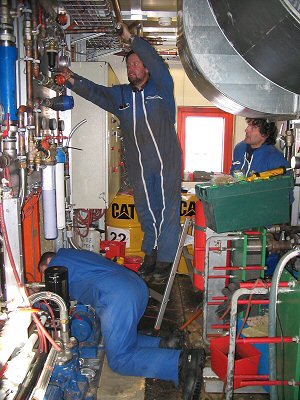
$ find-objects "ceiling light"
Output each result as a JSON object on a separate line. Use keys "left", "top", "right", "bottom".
{"left": 158, "top": 17, "right": 172, "bottom": 27}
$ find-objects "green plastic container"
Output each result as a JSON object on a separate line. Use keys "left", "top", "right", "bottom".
{"left": 195, "top": 175, "right": 293, "bottom": 233}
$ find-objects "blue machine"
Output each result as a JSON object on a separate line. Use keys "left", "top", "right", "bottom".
{"left": 45, "top": 304, "right": 104, "bottom": 400}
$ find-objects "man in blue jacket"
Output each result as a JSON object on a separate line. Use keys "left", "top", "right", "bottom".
{"left": 61, "top": 23, "right": 182, "bottom": 280}
{"left": 230, "top": 118, "right": 290, "bottom": 177}
{"left": 38, "top": 249, "right": 206, "bottom": 400}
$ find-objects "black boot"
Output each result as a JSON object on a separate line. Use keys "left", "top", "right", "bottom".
{"left": 152, "top": 261, "right": 172, "bottom": 280}
{"left": 138, "top": 249, "right": 157, "bottom": 277}
{"left": 179, "top": 348, "right": 206, "bottom": 400}
{"left": 159, "top": 329, "right": 187, "bottom": 349}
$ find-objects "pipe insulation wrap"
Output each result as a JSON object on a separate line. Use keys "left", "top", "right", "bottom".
{"left": 0, "top": 46, "right": 18, "bottom": 121}
{"left": 42, "top": 166, "right": 57, "bottom": 239}
{"left": 55, "top": 163, "right": 66, "bottom": 229}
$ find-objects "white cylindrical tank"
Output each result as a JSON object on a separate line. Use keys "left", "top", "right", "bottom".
{"left": 42, "top": 165, "right": 57, "bottom": 240}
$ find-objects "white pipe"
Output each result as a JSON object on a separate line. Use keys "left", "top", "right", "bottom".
{"left": 55, "top": 162, "right": 66, "bottom": 229}
{"left": 42, "top": 165, "right": 57, "bottom": 239}
{"left": 31, "top": 347, "right": 58, "bottom": 400}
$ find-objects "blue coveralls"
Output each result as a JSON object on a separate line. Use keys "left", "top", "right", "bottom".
{"left": 49, "top": 248, "right": 181, "bottom": 383}
{"left": 230, "top": 141, "right": 290, "bottom": 177}
{"left": 68, "top": 37, "right": 182, "bottom": 263}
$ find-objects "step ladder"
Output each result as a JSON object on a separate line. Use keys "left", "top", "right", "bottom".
{"left": 153, "top": 217, "right": 194, "bottom": 330}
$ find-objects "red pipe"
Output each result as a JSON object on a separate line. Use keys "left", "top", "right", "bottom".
{"left": 213, "top": 266, "right": 265, "bottom": 271}
{"left": 236, "top": 375, "right": 269, "bottom": 380}
{"left": 236, "top": 337, "right": 294, "bottom": 344}
{"left": 211, "top": 324, "right": 230, "bottom": 329}
{"left": 240, "top": 281, "right": 290, "bottom": 288}
{"left": 239, "top": 380, "right": 300, "bottom": 387}
{"left": 208, "top": 300, "right": 270, "bottom": 306}
{"left": 208, "top": 275, "right": 233, "bottom": 279}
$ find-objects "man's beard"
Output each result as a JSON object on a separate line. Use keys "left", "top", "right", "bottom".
{"left": 128, "top": 76, "right": 142, "bottom": 87}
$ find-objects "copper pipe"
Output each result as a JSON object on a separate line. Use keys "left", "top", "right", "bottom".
{"left": 23, "top": 5, "right": 34, "bottom": 109}
{"left": 17, "top": 105, "right": 27, "bottom": 157}
{"left": 111, "top": 0, "right": 123, "bottom": 23}
{"left": 31, "top": 0, "right": 40, "bottom": 79}
{"left": 17, "top": 105, "right": 28, "bottom": 207}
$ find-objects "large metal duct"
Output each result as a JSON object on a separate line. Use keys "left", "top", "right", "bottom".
{"left": 177, "top": 0, "right": 300, "bottom": 119}
{"left": 208, "top": 0, "right": 300, "bottom": 95}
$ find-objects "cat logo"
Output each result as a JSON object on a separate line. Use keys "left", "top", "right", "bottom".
{"left": 111, "top": 203, "right": 135, "bottom": 219}
{"left": 180, "top": 200, "right": 196, "bottom": 217}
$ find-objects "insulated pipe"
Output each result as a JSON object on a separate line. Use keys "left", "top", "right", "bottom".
{"left": 14, "top": 353, "right": 48, "bottom": 400}
{"left": 29, "top": 291, "right": 69, "bottom": 348}
{"left": 268, "top": 248, "right": 300, "bottom": 400}
{"left": 0, "top": 0, "right": 18, "bottom": 122}
{"left": 31, "top": 346, "right": 58, "bottom": 400}
{"left": 55, "top": 148, "right": 66, "bottom": 229}
{"left": 42, "top": 165, "right": 58, "bottom": 239}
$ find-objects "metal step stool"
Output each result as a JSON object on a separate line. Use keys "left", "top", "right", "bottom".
{"left": 152, "top": 217, "right": 194, "bottom": 330}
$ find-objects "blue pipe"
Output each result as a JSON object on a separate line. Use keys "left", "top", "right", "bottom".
{"left": 0, "top": 45, "right": 18, "bottom": 122}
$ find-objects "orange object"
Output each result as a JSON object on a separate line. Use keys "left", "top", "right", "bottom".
{"left": 55, "top": 74, "right": 67, "bottom": 86}
{"left": 22, "top": 194, "right": 42, "bottom": 282}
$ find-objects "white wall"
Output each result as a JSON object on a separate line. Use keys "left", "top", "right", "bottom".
{"left": 97, "top": 54, "right": 247, "bottom": 146}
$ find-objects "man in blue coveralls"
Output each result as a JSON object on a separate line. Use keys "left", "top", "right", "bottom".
{"left": 230, "top": 118, "right": 290, "bottom": 177}
{"left": 39, "top": 248, "right": 206, "bottom": 400}
{"left": 60, "top": 22, "right": 182, "bottom": 281}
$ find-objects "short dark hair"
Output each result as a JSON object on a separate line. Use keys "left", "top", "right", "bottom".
{"left": 246, "top": 118, "right": 278, "bottom": 145}
{"left": 125, "top": 50, "right": 135, "bottom": 62}
{"left": 38, "top": 251, "right": 56, "bottom": 272}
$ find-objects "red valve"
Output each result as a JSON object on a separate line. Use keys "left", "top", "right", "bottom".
{"left": 58, "top": 13, "right": 68, "bottom": 26}
{"left": 55, "top": 74, "right": 67, "bottom": 86}
{"left": 41, "top": 140, "right": 51, "bottom": 150}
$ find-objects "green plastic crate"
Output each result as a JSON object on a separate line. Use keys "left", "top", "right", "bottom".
{"left": 195, "top": 175, "right": 293, "bottom": 233}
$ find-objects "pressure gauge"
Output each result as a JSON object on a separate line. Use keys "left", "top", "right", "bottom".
{"left": 58, "top": 119, "right": 65, "bottom": 132}
{"left": 41, "top": 116, "right": 47, "bottom": 130}
{"left": 49, "top": 118, "right": 57, "bottom": 131}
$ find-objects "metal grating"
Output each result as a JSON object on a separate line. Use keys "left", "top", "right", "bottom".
{"left": 60, "top": 0, "right": 115, "bottom": 27}
{"left": 60, "top": 0, "right": 121, "bottom": 52}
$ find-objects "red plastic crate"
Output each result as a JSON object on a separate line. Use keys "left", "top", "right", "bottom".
{"left": 210, "top": 336, "right": 261, "bottom": 389}
{"left": 100, "top": 240, "right": 126, "bottom": 259}
{"left": 124, "top": 255, "right": 143, "bottom": 272}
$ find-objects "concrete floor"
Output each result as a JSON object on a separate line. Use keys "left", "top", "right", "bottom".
{"left": 96, "top": 274, "right": 270, "bottom": 400}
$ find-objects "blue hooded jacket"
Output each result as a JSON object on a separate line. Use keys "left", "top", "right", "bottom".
{"left": 230, "top": 141, "right": 290, "bottom": 177}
